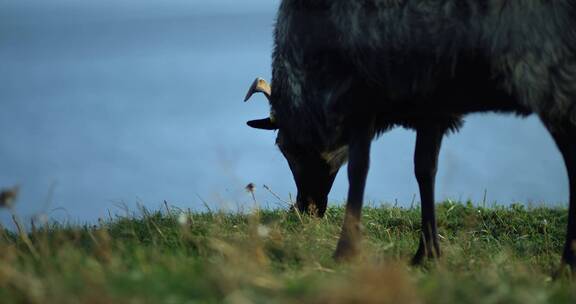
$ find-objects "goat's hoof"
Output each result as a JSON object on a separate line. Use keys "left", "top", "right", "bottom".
{"left": 411, "top": 252, "right": 425, "bottom": 266}
{"left": 552, "top": 265, "right": 574, "bottom": 280}
{"left": 411, "top": 244, "right": 441, "bottom": 266}
{"left": 552, "top": 258, "right": 576, "bottom": 279}
{"left": 334, "top": 239, "right": 359, "bottom": 262}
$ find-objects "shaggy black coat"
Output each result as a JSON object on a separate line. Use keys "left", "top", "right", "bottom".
{"left": 251, "top": 0, "right": 576, "bottom": 269}
{"left": 272, "top": 0, "right": 576, "bottom": 147}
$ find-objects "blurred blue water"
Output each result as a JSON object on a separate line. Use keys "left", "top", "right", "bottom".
{"left": 0, "top": 1, "right": 568, "bottom": 226}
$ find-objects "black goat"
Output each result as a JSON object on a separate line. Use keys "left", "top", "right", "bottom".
{"left": 244, "top": 0, "right": 576, "bottom": 269}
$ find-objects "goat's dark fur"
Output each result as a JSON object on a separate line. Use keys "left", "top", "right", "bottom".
{"left": 248, "top": 0, "right": 576, "bottom": 269}
{"left": 273, "top": 0, "right": 576, "bottom": 143}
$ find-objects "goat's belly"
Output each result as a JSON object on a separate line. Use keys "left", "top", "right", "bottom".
{"left": 365, "top": 67, "right": 530, "bottom": 118}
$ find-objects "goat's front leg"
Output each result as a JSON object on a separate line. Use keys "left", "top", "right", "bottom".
{"left": 412, "top": 126, "right": 445, "bottom": 265}
{"left": 334, "top": 120, "right": 374, "bottom": 261}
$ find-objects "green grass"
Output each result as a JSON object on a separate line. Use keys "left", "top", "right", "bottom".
{"left": 1, "top": 201, "right": 575, "bottom": 303}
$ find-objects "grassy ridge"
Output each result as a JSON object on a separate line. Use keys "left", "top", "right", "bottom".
{"left": 1, "top": 201, "right": 575, "bottom": 303}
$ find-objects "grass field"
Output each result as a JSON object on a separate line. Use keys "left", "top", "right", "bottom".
{"left": 1, "top": 201, "right": 575, "bottom": 303}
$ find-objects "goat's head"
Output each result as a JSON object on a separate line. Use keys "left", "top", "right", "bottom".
{"left": 244, "top": 77, "right": 342, "bottom": 216}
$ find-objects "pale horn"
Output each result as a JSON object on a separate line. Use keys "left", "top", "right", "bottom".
{"left": 244, "top": 77, "right": 278, "bottom": 130}
{"left": 244, "top": 77, "right": 272, "bottom": 102}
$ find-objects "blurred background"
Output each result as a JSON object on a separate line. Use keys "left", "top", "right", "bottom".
{"left": 0, "top": 0, "right": 568, "bottom": 226}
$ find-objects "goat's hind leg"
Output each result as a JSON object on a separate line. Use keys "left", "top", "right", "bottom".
{"left": 412, "top": 125, "right": 447, "bottom": 265}
{"left": 542, "top": 118, "right": 576, "bottom": 270}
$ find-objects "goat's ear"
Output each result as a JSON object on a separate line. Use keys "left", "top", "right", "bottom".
{"left": 247, "top": 118, "right": 278, "bottom": 130}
